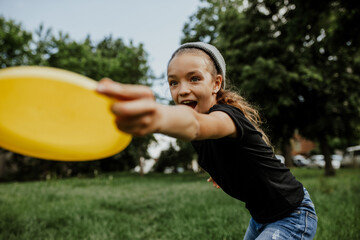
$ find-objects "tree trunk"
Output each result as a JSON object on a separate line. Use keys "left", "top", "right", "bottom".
{"left": 319, "top": 136, "right": 335, "bottom": 176}
{"left": 281, "top": 139, "right": 294, "bottom": 168}
{"left": 0, "top": 149, "right": 6, "bottom": 179}
{"left": 139, "top": 157, "right": 144, "bottom": 176}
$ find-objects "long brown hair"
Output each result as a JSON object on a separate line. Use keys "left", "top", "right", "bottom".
{"left": 169, "top": 48, "right": 271, "bottom": 146}
{"left": 216, "top": 88, "right": 271, "bottom": 146}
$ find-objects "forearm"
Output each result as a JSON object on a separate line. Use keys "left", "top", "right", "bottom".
{"left": 96, "top": 79, "right": 234, "bottom": 141}
{"left": 156, "top": 104, "right": 200, "bottom": 141}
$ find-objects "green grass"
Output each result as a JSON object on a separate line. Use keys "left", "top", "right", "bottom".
{"left": 0, "top": 169, "right": 359, "bottom": 240}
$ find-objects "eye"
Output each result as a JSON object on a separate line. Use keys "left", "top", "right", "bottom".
{"left": 169, "top": 80, "right": 178, "bottom": 87}
{"left": 190, "top": 76, "right": 201, "bottom": 82}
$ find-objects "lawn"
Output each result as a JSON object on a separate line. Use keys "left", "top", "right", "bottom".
{"left": 0, "top": 168, "right": 359, "bottom": 240}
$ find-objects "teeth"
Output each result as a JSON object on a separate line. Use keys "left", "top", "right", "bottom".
{"left": 181, "top": 100, "right": 197, "bottom": 109}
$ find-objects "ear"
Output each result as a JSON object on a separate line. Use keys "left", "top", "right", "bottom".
{"left": 213, "top": 75, "right": 222, "bottom": 94}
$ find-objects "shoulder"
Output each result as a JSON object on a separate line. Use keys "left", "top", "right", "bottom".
{"left": 193, "top": 104, "right": 238, "bottom": 140}
{"left": 209, "top": 104, "right": 244, "bottom": 116}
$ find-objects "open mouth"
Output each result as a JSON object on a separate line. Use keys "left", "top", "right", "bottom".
{"left": 181, "top": 100, "right": 197, "bottom": 109}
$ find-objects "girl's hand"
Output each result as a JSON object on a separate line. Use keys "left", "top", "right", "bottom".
{"left": 96, "top": 78, "right": 161, "bottom": 136}
{"left": 207, "top": 177, "right": 221, "bottom": 189}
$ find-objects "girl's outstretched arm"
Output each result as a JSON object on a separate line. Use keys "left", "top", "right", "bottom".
{"left": 96, "top": 79, "right": 236, "bottom": 141}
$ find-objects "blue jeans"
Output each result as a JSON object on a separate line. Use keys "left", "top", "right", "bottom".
{"left": 243, "top": 188, "right": 317, "bottom": 240}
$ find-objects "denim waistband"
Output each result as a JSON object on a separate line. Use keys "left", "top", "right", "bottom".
{"left": 299, "top": 187, "right": 317, "bottom": 216}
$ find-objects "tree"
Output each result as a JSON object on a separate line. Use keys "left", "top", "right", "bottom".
{"left": 287, "top": 0, "right": 360, "bottom": 175}
{"left": 263, "top": 0, "right": 360, "bottom": 175}
{"left": 0, "top": 17, "right": 156, "bottom": 180}
{"left": 153, "top": 143, "right": 179, "bottom": 173}
{"left": 154, "top": 139, "right": 196, "bottom": 173}
{"left": 181, "top": 0, "right": 360, "bottom": 175}
{"left": 0, "top": 17, "right": 32, "bottom": 67}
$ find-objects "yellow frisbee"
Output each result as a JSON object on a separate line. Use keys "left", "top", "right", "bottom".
{"left": 0, "top": 66, "right": 132, "bottom": 161}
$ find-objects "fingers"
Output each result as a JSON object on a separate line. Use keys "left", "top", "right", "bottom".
{"left": 96, "top": 78, "right": 159, "bottom": 136}
{"left": 207, "top": 177, "right": 220, "bottom": 189}
{"left": 110, "top": 98, "right": 159, "bottom": 136}
{"left": 114, "top": 114, "right": 155, "bottom": 137}
{"left": 111, "top": 98, "right": 156, "bottom": 116}
{"left": 96, "top": 78, "right": 154, "bottom": 100}
{"left": 213, "top": 182, "right": 220, "bottom": 189}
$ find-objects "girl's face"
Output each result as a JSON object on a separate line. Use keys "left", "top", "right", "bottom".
{"left": 167, "top": 52, "right": 222, "bottom": 114}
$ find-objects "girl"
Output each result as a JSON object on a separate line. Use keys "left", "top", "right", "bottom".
{"left": 96, "top": 42, "right": 317, "bottom": 239}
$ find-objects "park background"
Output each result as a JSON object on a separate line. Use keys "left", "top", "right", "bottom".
{"left": 0, "top": 0, "right": 359, "bottom": 239}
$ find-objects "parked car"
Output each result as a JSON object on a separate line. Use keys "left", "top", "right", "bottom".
{"left": 341, "top": 145, "right": 360, "bottom": 167}
{"left": 307, "top": 155, "right": 325, "bottom": 168}
{"left": 293, "top": 155, "right": 310, "bottom": 167}
{"left": 308, "top": 154, "right": 342, "bottom": 169}
{"left": 331, "top": 154, "right": 343, "bottom": 169}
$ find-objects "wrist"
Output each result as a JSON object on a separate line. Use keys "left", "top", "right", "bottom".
{"left": 155, "top": 104, "right": 199, "bottom": 141}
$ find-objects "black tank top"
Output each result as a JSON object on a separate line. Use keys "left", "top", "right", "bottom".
{"left": 191, "top": 104, "right": 304, "bottom": 223}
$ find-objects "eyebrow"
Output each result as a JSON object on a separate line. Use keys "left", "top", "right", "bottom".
{"left": 168, "top": 71, "right": 202, "bottom": 80}
{"left": 167, "top": 74, "right": 177, "bottom": 80}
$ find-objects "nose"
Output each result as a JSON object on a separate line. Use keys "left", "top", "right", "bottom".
{"left": 178, "top": 82, "right": 191, "bottom": 96}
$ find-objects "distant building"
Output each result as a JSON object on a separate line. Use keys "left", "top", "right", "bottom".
{"left": 290, "top": 131, "right": 316, "bottom": 157}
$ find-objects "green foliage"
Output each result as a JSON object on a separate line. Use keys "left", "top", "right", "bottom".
{"left": 286, "top": 0, "right": 360, "bottom": 143}
{"left": 0, "top": 169, "right": 359, "bottom": 239}
{"left": 181, "top": 0, "right": 360, "bottom": 173}
{"left": 0, "top": 16, "right": 155, "bottom": 180}
{"left": 154, "top": 140, "right": 196, "bottom": 173}
{"left": 0, "top": 17, "right": 32, "bottom": 67}
{"left": 153, "top": 144, "right": 179, "bottom": 172}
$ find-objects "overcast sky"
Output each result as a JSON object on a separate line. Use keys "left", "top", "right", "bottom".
{"left": 0, "top": 0, "right": 202, "bottom": 157}
{"left": 0, "top": 0, "right": 200, "bottom": 76}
